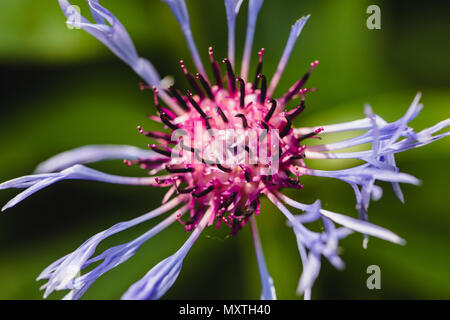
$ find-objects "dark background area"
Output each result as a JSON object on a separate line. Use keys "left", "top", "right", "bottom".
{"left": 0, "top": 0, "right": 449, "bottom": 299}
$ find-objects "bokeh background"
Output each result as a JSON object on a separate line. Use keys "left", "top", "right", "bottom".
{"left": 0, "top": 0, "right": 449, "bottom": 300}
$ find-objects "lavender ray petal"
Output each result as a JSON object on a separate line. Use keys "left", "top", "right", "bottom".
{"left": 297, "top": 252, "right": 321, "bottom": 296}
{"left": 161, "top": 0, "right": 207, "bottom": 78}
{"left": 277, "top": 192, "right": 405, "bottom": 245}
{"left": 37, "top": 197, "right": 186, "bottom": 298}
{"left": 301, "top": 165, "right": 421, "bottom": 186}
{"left": 240, "top": 0, "right": 264, "bottom": 81}
{"left": 268, "top": 15, "right": 310, "bottom": 97}
{"left": 224, "top": 0, "right": 244, "bottom": 68}
{"left": 1, "top": 164, "right": 160, "bottom": 211}
{"left": 35, "top": 145, "right": 156, "bottom": 173}
{"left": 121, "top": 208, "right": 212, "bottom": 300}
{"left": 62, "top": 204, "right": 189, "bottom": 300}
{"left": 58, "top": 0, "right": 183, "bottom": 113}
{"left": 250, "top": 216, "right": 276, "bottom": 300}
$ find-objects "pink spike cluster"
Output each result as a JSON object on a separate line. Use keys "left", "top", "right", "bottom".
{"left": 133, "top": 47, "right": 321, "bottom": 235}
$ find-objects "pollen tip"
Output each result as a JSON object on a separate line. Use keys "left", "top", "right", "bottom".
{"left": 310, "top": 60, "right": 320, "bottom": 68}
{"left": 180, "top": 60, "right": 188, "bottom": 73}
{"left": 208, "top": 47, "right": 215, "bottom": 61}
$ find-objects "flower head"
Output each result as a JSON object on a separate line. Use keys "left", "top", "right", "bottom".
{"left": 1, "top": 0, "right": 448, "bottom": 300}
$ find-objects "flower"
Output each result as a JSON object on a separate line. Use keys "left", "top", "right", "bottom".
{"left": 1, "top": 0, "right": 449, "bottom": 300}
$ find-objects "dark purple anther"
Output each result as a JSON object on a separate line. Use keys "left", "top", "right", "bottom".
{"left": 193, "top": 185, "right": 214, "bottom": 198}
{"left": 280, "top": 114, "right": 292, "bottom": 138}
{"left": 149, "top": 144, "right": 174, "bottom": 158}
{"left": 222, "top": 58, "right": 236, "bottom": 95}
{"left": 237, "top": 77, "right": 246, "bottom": 108}
{"left": 258, "top": 74, "right": 267, "bottom": 104}
{"left": 252, "top": 48, "right": 264, "bottom": 90}
{"left": 235, "top": 113, "right": 248, "bottom": 128}
{"left": 168, "top": 86, "right": 190, "bottom": 111}
{"left": 160, "top": 112, "right": 180, "bottom": 130}
{"left": 264, "top": 99, "right": 277, "bottom": 122}
{"left": 180, "top": 60, "right": 205, "bottom": 99}
{"left": 187, "top": 90, "right": 208, "bottom": 118}
{"left": 137, "top": 126, "right": 172, "bottom": 142}
{"left": 209, "top": 47, "right": 223, "bottom": 88}
{"left": 216, "top": 106, "right": 229, "bottom": 123}
{"left": 217, "top": 163, "right": 232, "bottom": 173}
{"left": 289, "top": 100, "right": 306, "bottom": 119}
{"left": 297, "top": 128, "right": 324, "bottom": 141}
{"left": 282, "top": 60, "right": 319, "bottom": 104}
{"left": 196, "top": 73, "right": 214, "bottom": 100}
{"left": 176, "top": 184, "right": 197, "bottom": 194}
{"left": 165, "top": 166, "right": 194, "bottom": 173}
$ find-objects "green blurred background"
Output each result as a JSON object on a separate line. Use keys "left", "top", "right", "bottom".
{"left": 0, "top": 0, "right": 449, "bottom": 300}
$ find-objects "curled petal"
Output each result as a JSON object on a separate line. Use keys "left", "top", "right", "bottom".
{"left": 302, "top": 94, "right": 449, "bottom": 213}
{"left": 121, "top": 208, "right": 213, "bottom": 300}
{"left": 276, "top": 192, "right": 405, "bottom": 245}
{"left": 61, "top": 203, "right": 189, "bottom": 300}
{"left": 58, "top": 0, "right": 183, "bottom": 113}
{"left": 0, "top": 164, "right": 161, "bottom": 211}
{"left": 59, "top": 0, "right": 157, "bottom": 84}
{"left": 37, "top": 197, "right": 186, "bottom": 298}
{"left": 266, "top": 191, "right": 347, "bottom": 298}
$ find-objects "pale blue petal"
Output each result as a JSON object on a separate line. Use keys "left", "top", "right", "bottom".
{"left": 302, "top": 165, "right": 421, "bottom": 186}
{"left": 37, "top": 197, "right": 186, "bottom": 299}
{"left": 241, "top": 0, "right": 264, "bottom": 81}
{"left": 61, "top": 204, "right": 189, "bottom": 300}
{"left": 224, "top": 0, "right": 243, "bottom": 68}
{"left": 267, "top": 15, "right": 310, "bottom": 97}
{"left": 297, "top": 252, "right": 321, "bottom": 296}
{"left": 161, "top": 0, "right": 207, "bottom": 77}
{"left": 121, "top": 208, "right": 212, "bottom": 300}
{"left": 277, "top": 192, "right": 405, "bottom": 245}
{"left": 58, "top": 1, "right": 183, "bottom": 113}
{"left": 35, "top": 145, "right": 156, "bottom": 173}
{"left": 1, "top": 164, "right": 159, "bottom": 211}
{"left": 249, "top": 216, "right": 276, "bottom": 300}
{"left": 59, "top": 0, "right": 158, "bottom": 84}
